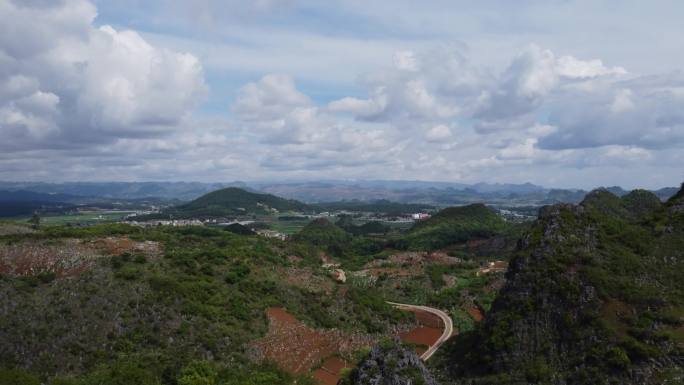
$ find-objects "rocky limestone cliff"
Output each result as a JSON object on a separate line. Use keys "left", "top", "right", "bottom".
{"left": 344, "top": 342, "right": 440, "bottom": 385}
{"left": 441, "top": 185, "right": 684, "bottom": 385}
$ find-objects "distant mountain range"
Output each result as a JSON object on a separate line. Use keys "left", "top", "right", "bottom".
{"left": 0, "top": 190, "right": 78, "bottom": 217}
{"left": 0, "top": 180, "right": 678, "bottom": 207}
{"left": 0, "top": 181, "right": 235, "bottom": 201}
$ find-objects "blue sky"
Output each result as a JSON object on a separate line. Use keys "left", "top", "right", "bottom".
{"left": 1, "top": 0, "right": 683, "bottom": 188}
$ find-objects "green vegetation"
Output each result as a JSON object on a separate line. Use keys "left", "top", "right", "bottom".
{"left": 336, "top": 215, "right": 390, "bottom": 235}
{"left": 440, "top": 186, "right": 684, "bottom": 385}
{"left": 0, "top": 222, "right": 405, "bottom": 384}
{"left": 267, "top": 220, "right": 311, "bottom": 235}
{"left": 292, "top": 218, "right": 352, "bottom": 256}
{"left": 399, "top": 204, "right": 516, "bottom": 250}
{"left": 9, "top": 182, "right": 679, "bottom": 385}
{"left": 222, "top": 223, "right": 255, "bottom": 235}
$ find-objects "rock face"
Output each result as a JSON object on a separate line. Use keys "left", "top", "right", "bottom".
{"left": 347, "top": 343, "right": 440, "bottom": 385}
{"left": 444, "top": 185, "right": 684, "bottom": 385}
{"left": 466, "top": 204, "right": 607, "bottom": 382}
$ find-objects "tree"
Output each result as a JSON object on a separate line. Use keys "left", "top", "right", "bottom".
{"left": 29, "top": 212, "right": 41, "bottom": 229}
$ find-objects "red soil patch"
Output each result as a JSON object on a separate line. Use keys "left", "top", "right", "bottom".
{"left": 253, "top": 308, "right": 375, "bottom": 376}
{"left": 364, "top": 252, "right": 425, "bottom": 268}
{"left": 312, "top": 368, "right": 340, "bottom": 385}
{"left": 255, "top": 308, "right": 445, "bottom": 383}
{"left": 321, "top": 356, "right": 350, "bottom": 373}
{"left": 313, "top": 357, "right": 352, "bottom": 385}
{"left": 89, "top": 237, "right": 161, "bottom": 258}
{"left": 0, "top": 239, "right": 101, "bottom": 278}
{"left": 0, "top": 237, "right": 161, "bottom": 279}
{"left": 424, "top": 251, "right": 461, "bottom": 265}
{"left": 399, "top": 326, "right": 442, "bottom": 351}
{"left": 467, "top": 307, "right": 484, "bottom": 322}
{"left": 399, "top": 310, "right": 444, "bottom": 355}
{"left": 365, "top": 251, "right": 460, "bottom": 269}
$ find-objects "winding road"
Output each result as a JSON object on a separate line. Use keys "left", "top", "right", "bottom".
{"left": 386, "top": 301, "right": 454, "bottom": 361}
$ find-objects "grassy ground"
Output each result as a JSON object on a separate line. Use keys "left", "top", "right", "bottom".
{"left": 269, "top": 220, "right": 313, "bottom": 234}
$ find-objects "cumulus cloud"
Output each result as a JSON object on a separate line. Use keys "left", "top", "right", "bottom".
{"left": 539, "top": 72, "right": 684, "bottom": 150}
{"left": 329, "top": 43, "right": 631, "bottom": 140}
{"left": 1, "top": 1, "right": 682, "bottom": 189}
{"left": 475, "top": 45, "right": 627, "bottom": 122}
{"left": 0, "top": 0, "right": 206, "bottom": 152}
{"left": 232, "top": 74, "right": 310, "bottom": 121}
{"left": 231, "top": 74, "right": 400, "bottom": 172}
{"left": 328, "top": 46, "right": 485, "bottom": 124}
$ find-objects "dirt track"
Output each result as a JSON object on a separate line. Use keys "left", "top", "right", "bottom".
{"left": 387, "top": 301, "right": 454, "bottom": 360}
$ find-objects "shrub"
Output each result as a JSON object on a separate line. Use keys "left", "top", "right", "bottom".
{"left": 177, "top": 361, "right": 217, "bottom": 385}
{"left": 0, "top": 368, "right": 40, "bottom": 385}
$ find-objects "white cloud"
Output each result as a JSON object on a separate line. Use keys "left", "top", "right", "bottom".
{"left": 425, "top": 124, "right": 452, "bottom": 142}
{"left": 328, "top": 46, "right": 482, "bottom": 125}
{"left": 393, "top": 50, "right": 419, "bottom": 71}
{"left": 232, "top": 74, "right": 310, "bottom": 121}
{"left": 1, "top": 1, "right": 683, "bottom": 189}
{"left": 327, "top": 94, "right": 386, "bottom": 118}
{"left": 475, "top": 45, "right": 628, "bottom": 122}
{"left": 0, "top": 0, "right": 206, "bottom": 152}
{"left": 539, "top": 72, "right": 684, "bottom": 150}
{"left": 556, "top": 56, "right": 627, "bottom": 79}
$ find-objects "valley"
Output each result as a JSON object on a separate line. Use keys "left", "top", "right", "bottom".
{"left": 3, "top": 2, "right": 683, "bottom": 384}
{"left": 0, "top": 184, "right": 682, "bottom": 385}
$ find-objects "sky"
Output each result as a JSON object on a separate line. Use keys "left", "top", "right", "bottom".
{"left": 1, "top": 0, "right": 683, "bottom": 189}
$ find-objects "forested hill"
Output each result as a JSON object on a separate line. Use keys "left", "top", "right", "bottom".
{"left": 159, "top": 187, "right": 311, "bottom": 218}
{"left": 441, "top": 184, "right": 684, "bottom": 385}
{"left": 399, "top": 204, "right": 515, "bottom": 251}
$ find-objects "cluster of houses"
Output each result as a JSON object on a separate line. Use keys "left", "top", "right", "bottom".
{"left": 127, "top": 219, "right": 204, "bottom": 227}
{"left": 411, "top": 213, "right": 431, "bottom": 220}
{"left": 255, "top": 229, "right": 287, "bottom": 240}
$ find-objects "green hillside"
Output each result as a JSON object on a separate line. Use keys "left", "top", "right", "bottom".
{"left": 0, "top": 224, "right": 404, "bottom": 385}
{"left": 164, "top": 187, "right": 311, "bottom": 218}
{"left": 293, "top": 218, "right": 350, "bottom": 246}
{"left": 441, "top": 185, "right": 684, "bottom": 385}
{"left": 399, "top": 204, "right": 514, "bottom": 250}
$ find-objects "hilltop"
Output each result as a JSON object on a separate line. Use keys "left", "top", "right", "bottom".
{"left": 440, "top": 185, "right": 684, "bottom": 384}
{"left": 157, "top": 187, "right": 311, "bottom": 218}
{"left": 293, "top": 218, "right": 350, "bottom": 246}
{"left": 399, "top": 204, "right": 515, "bottom": 251}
